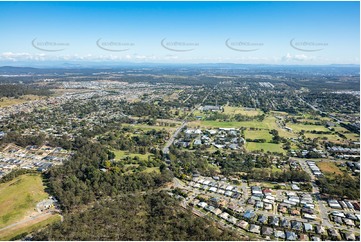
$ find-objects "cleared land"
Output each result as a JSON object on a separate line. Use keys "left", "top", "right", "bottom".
{"left": 113, "top": 150, "right": 153, "bottom": 161}
{"left": 223, "top": 106, "right": 263, "bottom": 116}
{"left": 244, "top": 129, "right": 272, "bottom": 142}
{"left": 0, "top": 95, "right": 41, "bottom": 108}
{"left": 245, "top": 142, "right": 285, "bottom": 154}
{"left": 287, "top": 123, "right": 328, "bottom": 132}
{"left": 0, "top": 174, "right": 48, "bottom": 228}
{"left": 317, "top": 162, "right": 343, "bottom": 175}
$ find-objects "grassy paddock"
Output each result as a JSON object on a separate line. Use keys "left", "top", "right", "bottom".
{"left": 317, "top": 162, "right": 343, "bottom": 175}
{"left": 245, "top": 142, "right": 285, "bottom": 154}
{"left": 0, "top": 174, "right": 48, "bottom": 228}
{"left": 245, "top": 129, "right": 273, "bottom": 142}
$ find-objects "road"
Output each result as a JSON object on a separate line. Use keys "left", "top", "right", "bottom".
{"left": 297, "top": 159, "right": 333, "bottom": 227}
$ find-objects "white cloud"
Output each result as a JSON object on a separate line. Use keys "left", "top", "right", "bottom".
{"left": 281, "top": 53, "right": 315, "bottom": 62}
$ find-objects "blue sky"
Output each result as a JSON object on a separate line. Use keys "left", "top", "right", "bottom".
{"left": 0, "top": 1, "right": 359, "bottom": 65}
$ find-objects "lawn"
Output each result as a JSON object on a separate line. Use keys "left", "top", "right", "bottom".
{"left": 0, "top": 174, "right": 48, "bottom": 228}
{"left": 317, "top": 162, "right": 343, "bottom": 175}
{"left": 113, "top": 150, "right": 153, "bottom": 161}
{"left": 245, "top": 142, "right": 285, "bottom": 154}
{"left": 245, "top": 129, "right": 272, "bottom": 142}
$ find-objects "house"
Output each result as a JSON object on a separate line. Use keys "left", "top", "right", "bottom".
{"left": 279, "top": 206, "right": 288, "bottom": 214}
{"left": 197, "top": 202, "right": 207, "bottom": 208}
{"left": 255, "top": 201, "right": 264, "bottom": 209}
{"left": 248, "top": 224, "right": 261, "bottom": 234}
{"left": 212, "top": 208, "right": 222, "bottom": 216}
{"left": 299, "top": 234, "right": 309, "bottom": 241}
{"left": 343, "top": 231, "right": 356, "bottom": 241}
{"left": 193, "top": 139, "right": 202, "bottom": 146}
{"left": 237, "top": 220, "right": 249, "bottom": 230}
{"left": 280, "top": 218, "right": 290, "bottom": 228}
{"left": 285, "top": 231, "right": 298, "bottom": 241}
{"left": 227, "top": 216, "right": 238, "bottom": 225}
{"left": 219, "top": 212, "right": 229, "bottom": 220}
{"left": 314, "top": 225, "right": 326, "bottom": 235}
{"left": 303, "top": 214, "right": 316, "bottom": 220}
{"left": 264, "top": 203, "right": 272, "bottom": 210}
{"left": 291, "top": 184, "right": 301, "bottom": 190}
{"left": 304, "top": 223, "right": 313, "bottom": 233}
{"left": 251, "top": 186, "right": 263, "bottom": 196}
{"left": 343, "top": 218, "right": 355, "bottom": 226}
{"left": 333, "top": 216, "right": 343, "bottom": 224}
{"left": 274, "top": 230, "right": 285, "bottom": 239}
{"left": 328, "top": 228, "right": 340, "bottom": 240}
{"left": 328, "top": 199, "right": 342, "bottom": 209}
{"left": 291, "top": 220, "right": 303, "bottom": 231}
{"left": 228, "top": 144, "right": 239, "bottom": 150}
{"left": 262, "top": 188, "right": 272, "bottom": 195}
{"left": 258, "top": 215, "right": 268, "bottom": 224}
{"left": 346, "top": 213, "right": 358, "bottom": 220}
{"left": 205, "top": 205, "right": 215, "bottom": 212}
{"left": 261, "top": 226, "right": 273, "bottom": 236}
{"left": 302, "top": 207, "right": 314, "bottom": 214}
{"left": 311, "top": 236, "right": 321, "bottom": 241}
{"left": 291, "top": 209, "right": 301, "bottom": 216}
{"left": 268, "top": 216, "right": 279, "bottom": 226}
{"left": 243, "top": 209, "right": 256, "bottom": 219}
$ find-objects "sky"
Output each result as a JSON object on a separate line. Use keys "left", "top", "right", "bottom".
{"left": 0, "top": 1, "right": 359, "bottom": 66}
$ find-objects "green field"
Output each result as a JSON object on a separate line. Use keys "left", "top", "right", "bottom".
{"left": 245, "top": 129, "right": 273, "bottom": 142}
{"left": 113, "top": 150, "right": 153, "bottom": 161}
{"left": 0, "top": 174, "right": 48, "bottom": 228}
{"left": 245, "top": 142, "right": 285, "bottom": 154}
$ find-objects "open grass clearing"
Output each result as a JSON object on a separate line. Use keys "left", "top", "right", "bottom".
{"left": 317, "top": 162, "right": 343, "bottom": 175}
{"left": 245, "top": 142, "right": 285, "bottom": 154}
{"left": 304, "top": 133, "right": 343, "bottom": 142}
{"left": 223, "top": 106, "right": 263, "bottom": 116}
{"left": 246, "top": 142, "right": 285, "bottom": 154}
{"left": 244, "top": 129, "right": 272, "bottom": 142}
{"left": 113, "top": 150, "right": 153, "bottom": 161}
{"left": 143, "top": 167, "right": 160, "bottom": 174}
{"left": 287, "top": 123, "right": 328, "bottom": 132}
{"left": 0, "top": 174, "right": 48, "bottom": 229}
{"left": 0, "top": 95, "right": 42, "bottom": 108}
